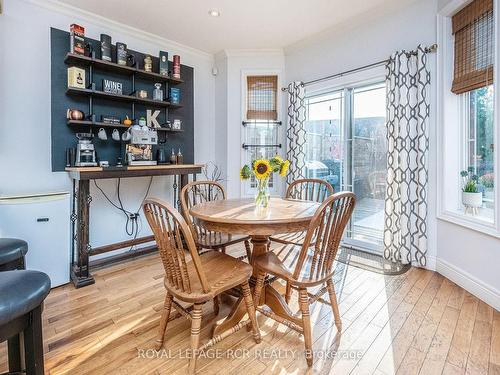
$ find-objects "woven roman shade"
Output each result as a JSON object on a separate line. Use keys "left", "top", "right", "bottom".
{"left": 246, "top": 75, "right": 278, "bottom": 120}
{"left": 451, "top": 0, "right": 494, "bottom": 94}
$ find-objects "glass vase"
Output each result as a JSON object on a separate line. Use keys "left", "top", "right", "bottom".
{"left": 255, "top": 177, "right": 270, "bottom": 209}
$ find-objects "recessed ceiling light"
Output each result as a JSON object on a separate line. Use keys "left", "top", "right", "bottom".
{"left": 208, "top": 9, "right": 220, "bottom": 17}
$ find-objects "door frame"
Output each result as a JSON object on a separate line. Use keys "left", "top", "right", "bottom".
{"left": 304, "top": 67, "right": 386, "bottom": 254}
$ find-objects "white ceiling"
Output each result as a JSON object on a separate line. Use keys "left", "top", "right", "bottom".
{"left": 57, "top": 0, "right": 416, "bottom": 54}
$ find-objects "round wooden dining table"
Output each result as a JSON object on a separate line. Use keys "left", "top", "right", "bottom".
{"left": 190, "top": 197, "right": 319, "bottom": 337}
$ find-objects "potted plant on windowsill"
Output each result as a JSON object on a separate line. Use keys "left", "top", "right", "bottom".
{"left": 460, "top": 168, "right": 482, "bottom": 215}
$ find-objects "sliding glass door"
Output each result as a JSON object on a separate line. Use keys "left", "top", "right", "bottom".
{"left": 305, "top": 82, "right": 387, "bottom": 252}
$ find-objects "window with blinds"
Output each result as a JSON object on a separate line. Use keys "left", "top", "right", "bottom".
{"left": 246, "top": 75, "right": 278, "bottom": 120}
{"left": 451, "top": 0, "right": 494, "bottom": 94}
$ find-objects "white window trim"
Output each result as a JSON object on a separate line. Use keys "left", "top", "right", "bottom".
{"left": 240, "top": 69, "right": 284, "bottom": 198}
{"left": 436, "top": 0, "right": 500, "bottom": 238}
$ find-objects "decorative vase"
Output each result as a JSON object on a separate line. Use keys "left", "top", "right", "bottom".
{"left": 255, "top": 177, "right": 270, "bottom": 209}
{"left": 462, "top": 191, "right": 483, "bottom": 215}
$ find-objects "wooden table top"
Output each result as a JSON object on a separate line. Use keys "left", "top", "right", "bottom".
{"left": 190, "top": 198, "right": 319, "bottom": 225}
{"left": 65, "top": 164, "right": 204, "bottom": 180}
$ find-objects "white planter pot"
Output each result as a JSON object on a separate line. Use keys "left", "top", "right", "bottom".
{"left": 462, "top": 191, "right": 483, "bottom": 208}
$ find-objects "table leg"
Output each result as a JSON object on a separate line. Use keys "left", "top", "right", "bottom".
{"left": 71, "top": 179, "right": 95, "bottom": 288}
{"left": 212, "top": 235, "right": 269, "bottom": 337}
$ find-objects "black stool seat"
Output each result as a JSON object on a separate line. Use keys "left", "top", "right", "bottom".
{"left": 0, "top": 238, "right": 28, "bottom": 266}
{"left": 0, "top": 270, "right": 50, "bottom": 326}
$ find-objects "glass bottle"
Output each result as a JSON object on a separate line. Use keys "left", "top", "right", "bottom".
{"left": 153, "top": 83, "right": 163, "bottom": 101}
{"left": 170, "top": 148, "right": 177, "bottom": 164}
{"left": 177, "top": 149, "right": 183, "bottom": 164}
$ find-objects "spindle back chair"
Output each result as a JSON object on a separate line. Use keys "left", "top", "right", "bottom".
{"left": 143, "top": 198, "right": 261, "bottom": 374}
{"left": 253, "top": 192, "right": 356, "bottom": 366}
{"left": 181, "top": 181, "right": 251, "bottom": 260}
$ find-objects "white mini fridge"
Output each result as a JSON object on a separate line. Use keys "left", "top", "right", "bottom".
{"left": 0, "top": 192, "right": 71, "bottom": 287}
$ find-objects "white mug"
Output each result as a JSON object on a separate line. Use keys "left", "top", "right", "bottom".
{"left": 112, "top": 129, "right": 120, "bottom": 141}
{"left": 121, "top": 129, "right": 131, "bottom": 141}
{"left": 97, "top": 128, "right": 107, "bottom": 140}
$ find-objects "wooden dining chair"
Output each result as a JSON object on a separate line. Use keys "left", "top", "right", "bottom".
{"left": 143, "top": 198, "right": 261, "bottom": 374}
{"left": 269, "top": 178, "right": 334, "bottom": 303}
{"left": 270, "top": 178, "right": 333, "bottom": 246}
{"left": 252, "top": 192, "right": 355, "bottom": 367}
{"left": 181, "top": 181, "right": 252, "bottom": 261}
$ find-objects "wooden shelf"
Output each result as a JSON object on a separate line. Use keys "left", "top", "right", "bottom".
{"left": 66, "top": 164, "right": 204, "bottom": 180}
{"left": 67, "top": 120, "right": 184, "bottom": 132}
{"left": 66, "top": 87, "right": 183, "bottom": 109}
{"left": 64, "top": 53, "right": 184, "bottom": 84}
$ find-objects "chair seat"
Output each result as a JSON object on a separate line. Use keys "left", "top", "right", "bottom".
{"left": 196, "top": 233, "right": 249, "bottom": 249}
{"left": 0, "top": 238, "right": 28, "bottom": 266}
{"left": 0, "top": 270, "right": 51, "bottom": 326}
{"left": 164, "top": 251, "right": 253, "bottom": 303}
{"left": 255, "top": 245, "right": 332, "bottom": 287}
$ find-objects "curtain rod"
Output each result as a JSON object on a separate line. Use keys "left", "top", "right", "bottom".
{"left": 281, "top": 43, "right": 438, "bottom": 92}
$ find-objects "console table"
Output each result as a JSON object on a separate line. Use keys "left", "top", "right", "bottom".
{"left": 66, "top": 164, "right": 203, "bottom": 287}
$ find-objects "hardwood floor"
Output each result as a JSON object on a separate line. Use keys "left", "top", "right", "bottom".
{"left": 1, "top": 248, "right": 498, "bottom": 375}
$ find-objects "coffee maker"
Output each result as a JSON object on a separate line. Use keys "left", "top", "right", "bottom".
{"left": 75, "top": 133, "right": 97, "bottom": 167}
{"left": 125, "top": 126, "right": 158, "bottom": 165}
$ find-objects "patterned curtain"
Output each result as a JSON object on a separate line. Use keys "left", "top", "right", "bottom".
{"left": 286, "top": 82, "right": 306, "bottom": 185}
{"left": 384, "top": 46, "right": 431, "bottom": 267}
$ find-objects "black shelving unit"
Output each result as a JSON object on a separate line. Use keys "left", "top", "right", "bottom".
{"left": 64, "top": 53, "right": 184, "bottom": 84}
{"left": 51, "top": 28, "right": 194, "bottom": 172}
{"left": 64, "top": 52, "right": 182, "bottom": 125}
{"left": 67, "top": 119, "right": 184, "bottom": 132}
{"left": 65, "top": 87, "right": 182, "bottom": 109}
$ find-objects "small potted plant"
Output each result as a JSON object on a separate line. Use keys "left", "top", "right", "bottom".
{"left": 460, "top": 168, "right": 482, "bottom": 214}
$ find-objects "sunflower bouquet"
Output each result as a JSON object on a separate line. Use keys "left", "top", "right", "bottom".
{"left": 240, "top": 156, "right": 290, "bottom": 208}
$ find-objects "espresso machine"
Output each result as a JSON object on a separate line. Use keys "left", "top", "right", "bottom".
{"left": 125, "top": 126, "right": 158, "bottom": 165}
{"left": 75, "top": 133, "right": 97, "bottom": 167}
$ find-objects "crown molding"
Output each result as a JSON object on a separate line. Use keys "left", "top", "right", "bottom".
{"left": 223, "top": 49, "right": 284, "bottom": 58}
{"left": 24, "top": 0, "right": 214, "bottom": 62}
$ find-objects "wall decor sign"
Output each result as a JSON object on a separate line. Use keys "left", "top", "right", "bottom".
{"left": 70, "top": 24, "right": 85, "bottom": 55}
{"left": 67, "top": 67, "right": 86, "bottom": 89}
{"left": 159, "top": 51, "right": 169, "bottom": 76}
{"left": 101, "top": 115, "right": 121, "bottom": 124}
{"left": 147, "top": 109, "right": 161, "bottom": 128}
{"left": 100, "top": 34, "right": 112, "bottom": 61}
{"left": 102, "top": 79, "right": 123, "bottom": 95}
{"left": 116, "top": 42, "right": 127, "bottom": 65}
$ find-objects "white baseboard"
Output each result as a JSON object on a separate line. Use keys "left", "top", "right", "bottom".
{"left": 436, "top": 258, "right": 500, "bottom": 311}
{"left": 425, "top": 255, "right": 437, "bottom": 271}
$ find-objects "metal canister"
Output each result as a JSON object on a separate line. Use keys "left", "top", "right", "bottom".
{"left": 172, "top": 55, "right": 181, "bottom": 79}
{"left": 144, "top": 55, "right": 153, "bottom": 72}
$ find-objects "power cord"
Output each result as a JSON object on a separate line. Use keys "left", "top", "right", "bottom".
{"left": 93, "top": 177, "right": 153, "bottom": 246}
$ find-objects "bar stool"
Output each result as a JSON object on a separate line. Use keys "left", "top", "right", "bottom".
{"left": 0, "top": 238, "right": 28, "bottom": 271}
{"left": 0, "top": 270, "right": 51, "bottom": 375}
